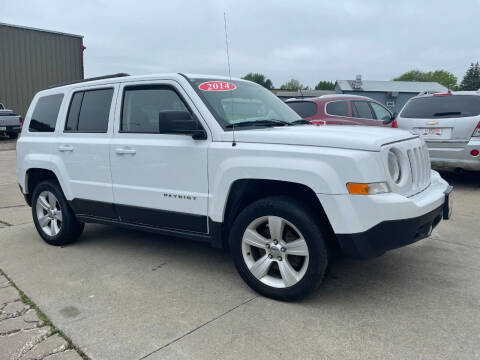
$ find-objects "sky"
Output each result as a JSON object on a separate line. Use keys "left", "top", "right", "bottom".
{"left": 2, "top": 0, "right": 480, "bottom": 88}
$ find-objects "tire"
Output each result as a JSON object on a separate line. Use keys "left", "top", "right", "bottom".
{"left": 229, "top": 196, "right": 329, "bottom": 301}
{"left": 7, "top": 132, "right": 18, "bottom": 139}
{"left": 31, "top": 180, "right": 84, "bottom": 246}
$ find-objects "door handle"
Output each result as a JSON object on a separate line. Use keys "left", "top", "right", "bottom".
{"left": 115, "top": 147, "right": 136, "bottom": 155}
{"left": 57, "top": 145, "right": 74, "bottom": 152}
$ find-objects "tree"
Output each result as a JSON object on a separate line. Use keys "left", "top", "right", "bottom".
{"left": 280, "top": 79, "right": 308, "bottom": 90}
{"left": 429, "top": 70, "right": 458, "bottom": 90}
{"left": 393, "top": 69, "right": 426, "bottom": 82}
{"left": 314, "top": 81, "right": 335, "bottom": 90}
{"left": 459, "top": 63, "right": 480, "bottom": 91}
{"left": 393, "top": 69, "right": 457, "bottom": 89}
{"left": 241, "top": 73, "right": 274, "bottom": 89}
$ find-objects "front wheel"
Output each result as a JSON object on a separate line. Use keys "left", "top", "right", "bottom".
{"left": 31, "top": 180, "right": 84, "bottom": 246}
{"left": 229, "top": 196, "right": 329, "bottom": 301}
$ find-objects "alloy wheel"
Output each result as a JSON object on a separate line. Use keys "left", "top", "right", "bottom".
{"left": 241, "top": 215, "right": 310, "bottom": 288}
{"left": 35, "top": 191, "right": 62, "bottom": 236}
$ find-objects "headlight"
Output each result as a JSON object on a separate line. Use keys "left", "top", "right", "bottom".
{"left": 346, "top": 182, "right": 390, "bottom": 195}
{"left": 387, "top": 149, "right": 402, "bottom": 184}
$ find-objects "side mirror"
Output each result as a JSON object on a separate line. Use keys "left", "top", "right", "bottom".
{"left": 187, "top": 129, "right": 208, "bottom": 140}
{"left": 158, "top": 110, "right": 207, "bottom": 140}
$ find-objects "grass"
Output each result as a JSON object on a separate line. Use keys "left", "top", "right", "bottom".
{"left": 0, "top": 268, "right": 90, "bottom": 360}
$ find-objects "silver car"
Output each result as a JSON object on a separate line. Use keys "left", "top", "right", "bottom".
{"left": 397, "top": 91, "right": 480, "bottom": 171}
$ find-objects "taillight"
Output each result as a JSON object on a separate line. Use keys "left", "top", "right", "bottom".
{"left": 472, "top": 122, "right": 480, "bottom": 137}
{"left": 433, "top": 93, "right": 452, "bottom": 96}
{"left": 392, "top": 119, "right": 398, "bottom": 128}
{"left": 19, "top": 117, "right": 23, "bottom": 124}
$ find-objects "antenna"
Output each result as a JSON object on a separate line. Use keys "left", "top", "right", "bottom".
{"left": 224, "top": 11, "right": 236, "bottom": 147}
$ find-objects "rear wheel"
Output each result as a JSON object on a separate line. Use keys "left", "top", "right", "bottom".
{"left": 32, "top": 180, "right": 84, "bottom": 246}
{"left": 229, "top": 196, "right": 329, "bottom": 301}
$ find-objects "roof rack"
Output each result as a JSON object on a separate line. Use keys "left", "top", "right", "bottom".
{"left": 48, "top": 73, "right": 130, "bottom": 89}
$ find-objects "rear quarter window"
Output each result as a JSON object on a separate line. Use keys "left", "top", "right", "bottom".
{"left": 29, "top": 94, "right": 64, "bottom": 132}
{"left": 286, "top": 101, "right": 317, "bottom": 118}
{"left": 400, "top": 95, "right": 480, "bottom": 118}
{"left": 325, "top": 101, "right": 348, "bottom": 117}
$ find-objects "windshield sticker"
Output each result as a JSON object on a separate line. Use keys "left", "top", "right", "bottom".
{"left": 199, "top": 81, "right": 236, "bottom": 91}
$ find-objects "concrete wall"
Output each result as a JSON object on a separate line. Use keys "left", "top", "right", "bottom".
{"left": 0, "top": 23, "right": 84, "bottom": 116}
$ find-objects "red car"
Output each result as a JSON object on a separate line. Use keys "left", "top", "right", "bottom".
{"left": 285, "top": 95, "right": 395, "bottom": 127}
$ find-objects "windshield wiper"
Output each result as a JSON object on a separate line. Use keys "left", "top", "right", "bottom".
{"left": 290, "top": 119, "right": 310, "bottom": 125}
{"left": 433, "top": 111, "right": 461, "bottom": 117}
{"left": 226, "top": 119, "right": 291, "bottom": 128}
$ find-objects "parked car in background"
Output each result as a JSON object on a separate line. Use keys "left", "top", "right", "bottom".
{"left": 396, "top": 92, "right": 480, "bottom": 171}
{"left": 285, "top": 95, "right": 395, "bottom": 127}
{"left": 0, "top": 103, "right": 23, "bottom": 138}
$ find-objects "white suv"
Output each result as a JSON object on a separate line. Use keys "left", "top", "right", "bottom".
{"left": 16, "top": 73, "right": 452, "bottom": 300}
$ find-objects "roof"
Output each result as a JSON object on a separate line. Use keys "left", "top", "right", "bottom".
{"left": 451, "top": 90, "right": 480, "bottom": 95}
{"left": 184, "top": 73, "right": 241, "bottom": 80}
{"left": 318, "top": 94, "right": 372, "bottom": 100}
{"left": 285, "top": 94, "right": 380, "bottom": 104}
{"left": 37, "top": 73, "right": 251, "bottom": 95}
{"left": 335, "top": 79, "right": 447, "bottom": 93}
{"left": 412, "top": 90, "right": 480, "bottom": 100}
{"left": 273, "top": 89, "right": 335, "bottom": 98}
{"left": 0, "top": 22, "right": 83, "bottom": 38}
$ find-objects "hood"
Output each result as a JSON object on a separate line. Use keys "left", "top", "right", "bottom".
{"left": 228, "top": 125, "right": 417, "bottom": 152}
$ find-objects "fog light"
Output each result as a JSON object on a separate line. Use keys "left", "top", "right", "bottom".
{"left": 470, "top": 149, "right": 479, "bottom": 157}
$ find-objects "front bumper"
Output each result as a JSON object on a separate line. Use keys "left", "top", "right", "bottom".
{"left": 428, "top": 138, "right": 480, "bottom": 171}
{"left": 337, "top": 185, "right": 452, "bottom": 259}
{"left": 317, "top": 170, "right": 451, "bottom": 258}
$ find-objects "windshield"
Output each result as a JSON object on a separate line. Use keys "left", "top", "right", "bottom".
{"left": 190, "top": 78, "right": 302, "bottom": 129}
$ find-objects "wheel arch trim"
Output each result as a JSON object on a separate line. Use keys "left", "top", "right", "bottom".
{"left": 23, "top": 163, "right": 72, "bottom": 201}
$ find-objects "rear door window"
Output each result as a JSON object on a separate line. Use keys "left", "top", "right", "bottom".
{"left": 29, "top": 94, "right": 64, "bottom": 132}
{"left": 400, "top": 95, "right": 480, "bottom": 118}
{"left": 352, "top": 101, "right": 374, "bottom": 119}
{"left": 65, "top": 88, "right": 113, "bottom": 132}
{"left": 286, "top": 101, "right": 317, "bottom": 118}
{"left": 370, "top": 102, "right": 392, "bottom": 121}
{"left": 325, "top": 101, "right": 348, "bottom": 116}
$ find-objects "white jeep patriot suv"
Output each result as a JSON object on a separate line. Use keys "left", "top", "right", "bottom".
{"left": 16, "top": 73, "right": 452, "bottom": 300}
